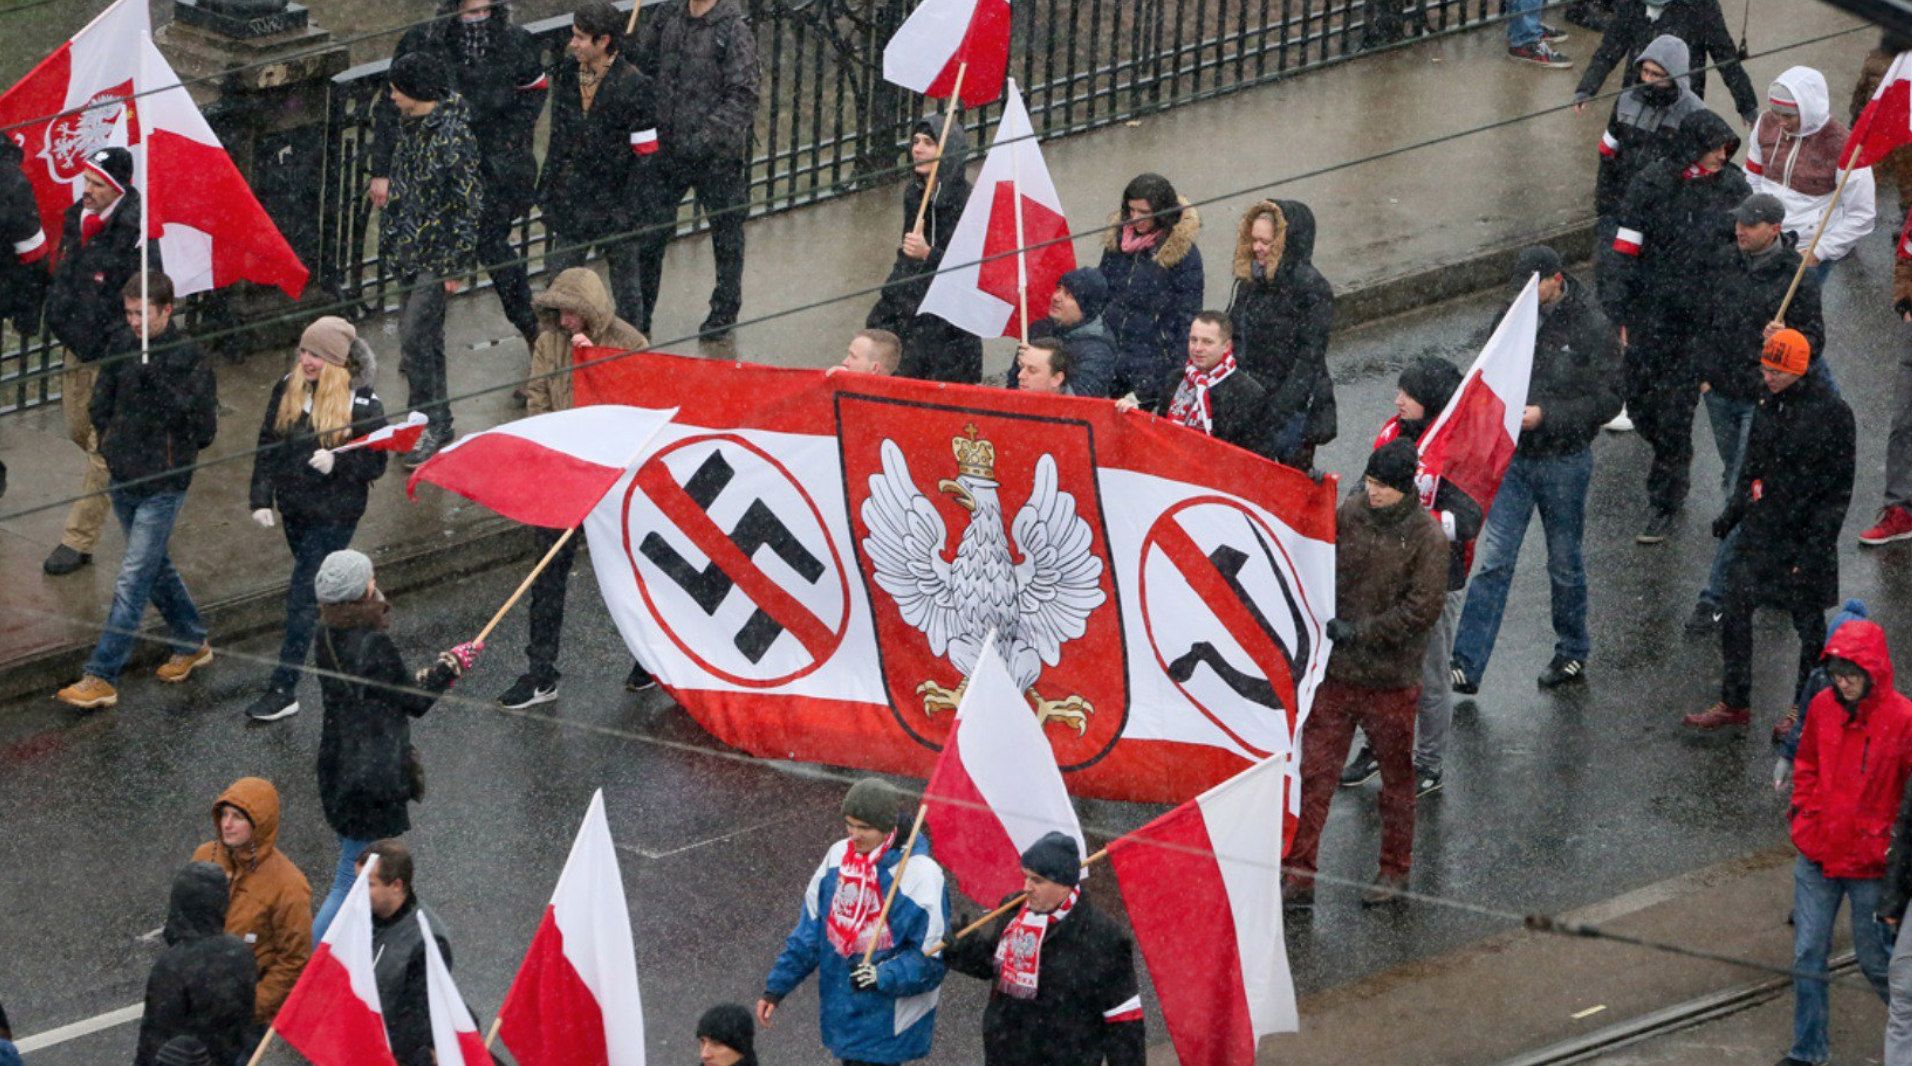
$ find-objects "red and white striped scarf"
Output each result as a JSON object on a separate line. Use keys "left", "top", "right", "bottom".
{"left": 994, "top": 889, "right": 1078, "bottom": 1000}
{"left": 1165, "top": 350, "right": 1239, "bottom": 435}
{"left": 825, "top": 832, "right": 895, "bottom": 957}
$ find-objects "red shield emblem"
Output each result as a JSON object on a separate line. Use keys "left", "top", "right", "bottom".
{"left": 838, "top": 393, "right": 1126, "bottom": 770}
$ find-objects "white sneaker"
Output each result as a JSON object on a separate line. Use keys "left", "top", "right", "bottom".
{"left": 1604, "top": 407, "right": 1634, "bottom": 432}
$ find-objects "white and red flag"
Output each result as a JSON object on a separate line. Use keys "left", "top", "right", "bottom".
{"left": 922, "top": 631, "right": 1085, "bottom": 904}
{"left": 1107, "top": 756, "right": 1297, "bottom": 1066}
{"left": 0, "top": 0, "right": 308, "bottom": 297}
{"left": 567, "top": 350, "right": 1337, "bottom": 805}
{"left": 919, "top": 79, "right": 1075, "bottom": 340}
{"left": 421, "top": 910, "right": 491, "bottom": 1066}
{"left": 497, "top": 790, "right": 646, "bottom": 1066}
{"left": 1847, "top": 50, "right": 1912, "bottom": 170}
{"left": 273, "top": 855, "right": 399, "bottom": 1066}
{"left": 407, "top": 405, "right": 675, "bottom": 528}
{"left": 882, "top": 0, "right": 1012, "bottom": 108}
{"left": 335, "top": 410, "right": 429, "bottom": 454}
{"left": 1413, "top": 275, "right": 1538, "bottom": 516}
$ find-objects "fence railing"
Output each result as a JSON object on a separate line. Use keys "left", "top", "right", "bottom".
{"left": 4, "top": 0, "right": 1500, "bottom": 414}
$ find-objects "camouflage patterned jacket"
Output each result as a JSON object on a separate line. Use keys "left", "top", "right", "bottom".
{"left": 381, "top": 94, "right": 483, "bottom": 280}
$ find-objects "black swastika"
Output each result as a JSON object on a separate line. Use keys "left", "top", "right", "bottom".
{"left": 640, "top": 451, "right": 827, "bottom": 663}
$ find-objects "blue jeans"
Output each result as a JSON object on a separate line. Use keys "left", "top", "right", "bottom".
{"left": 270, "top": 521, "right": 357, "bottom": 693}
{"left": 1508, "top": 0, "right": 1544, "bottom": 46}
{"left": 1451, "top": 448, "right": 1592, "bottom": 684}
{"left": 83, "top": 490, "right": 207, "bottom": 683}
{"left": 1697, "top": 391, "right": 1754, "bottom": 609}
{"left": 312, "top": 833, "right": 376, "bottom": 942}
{"left": 1790, "top": 856, "right": 1892, "bottom": 1063}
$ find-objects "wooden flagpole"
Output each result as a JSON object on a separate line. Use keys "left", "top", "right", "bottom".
{"left": 242, "top": 1028, "right": 275, "bottom": 1066}
{"left": 909, "top": 63, "right": 968, "bottom": 236}
{"left": 859, "top": 801, "right": 933, "bottom": 966}
{"left": 485, "top": 1015, "right": 505, "bottom": 1050}
{"left": 624, "top": 0, "right": 643, "bottom": 37}
{"left": 1010, "top": 129, "right": 1030, "bottom": 346}
{"left": 1773, "top": 140, "right": 1864, "bottom": 322}
{"left": 138, "top": 31, "right": 151, "bottom": 365}
{"left": 925, "top": 847, "right": 1108, "bottom": 956}
{"left": 472, "top": 525, "right": 578, "bottom": 646}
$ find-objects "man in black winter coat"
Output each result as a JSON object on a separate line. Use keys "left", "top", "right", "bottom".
{"left": 635, "top": 0, "right": 762, "bottom": 338}
{"left": 359, "top": 840, "right": 453, "bottom": 1066}
{"left": 133, "top": 862, "right": 258, "bottom": 1066}
{"left": 1226, "top": 198, "right": 1336, "bottom": 470}
{"left": 1121, "top": 311, "right": 1268, "bottom": 456}
{"left": 1686, "top": 192, "right": 1827, "bottom": 632}
{"left": 540, "top": 0, "right": 658, "bottom": 329}
{"left": 1687, "top": 329, "right": 1855, "bottom": 732}
{"left": 1573, "top": 0, "right": 1758, "bottom": 124}
{"left": 1008, "top": 267, "right": 1118, "bottom": 398}
{"left": 372, "top": 0, "right": 547, "bottom": 347}
{"left": 1601, "top": 108, "right": 1748, "bottom": 542}
{"left": 44, "top": 147, "right": 154, "bottom": 577}
{"left": 868, "top": 112, "right": 983, "bottom": 383}
{"left": 943, "top": 833, "right": 1145, "bottom": 1066}
{"left": 56, "top": 273, "right": 218, "bottom": 712}
{"left": 0, "top": 136, "right": 49, "bottom": 335}
{"left": 1452, "top": 248, "right": 1622, "bottom": 693}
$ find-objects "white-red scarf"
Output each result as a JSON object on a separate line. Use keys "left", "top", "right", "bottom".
{"left": 1165, "top": 350, "right": 1239, "bottom": 435}
{"left": 825, "top": 832, "right": 895, "bottom": 957}
{"left": 994, "top": 889, "right": 1078, "bottom": 1000}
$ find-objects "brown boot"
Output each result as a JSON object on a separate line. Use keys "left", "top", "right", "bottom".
{"left": 56, "top": 675, "right": 118, "bottom": 709}
{"left": 156, "top": 644, "right": 213, "bottom": 683}
{"left": 1683, "top": 702, "right": 1751, "bottom": 730}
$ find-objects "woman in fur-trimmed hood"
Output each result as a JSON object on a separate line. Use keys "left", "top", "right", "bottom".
{"left": 1227, "top": 199, "right": 1337, "bottom": 469}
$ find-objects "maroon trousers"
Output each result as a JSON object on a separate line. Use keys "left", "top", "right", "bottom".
{"left": 1287, "top": 678, "right": 1420, "bottom": 879}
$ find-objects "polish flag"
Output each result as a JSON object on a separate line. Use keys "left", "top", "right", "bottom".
{"left": 273, "top": 855, "right": 400, "bottom": 1066}
{"left": 920, "top": 79, "right": 1075, "bottom": 340}
{"left": 1846, "top": 50, "right": 1912, "bottom": 170}
{"left": 407, "top": 403, "right": 675, "bottom": 528}
{"left": 1414, "top": 274, "right": 1538, "bottom": 516}
{"left": 421, "top": 911, "right": 492, "bottom": 1066}
{"left": 334, "top": 411, "right": 428, "bottom": 454}
{"left": 883, "top": 0, "right": 1012, "bottom": 108}
{"left": 497, "top": 790, "right": 646, "bottom": 1066}
{"left": 922, "top": 631, "right": 1085, "bottom": 905}
{"left": 0, "top": 0, "right": 308, "bottom": 298}
{"left": 630, "top": 129, "right": 659, "bottom": 156}
{"left": 1107, "top": 757, "right": 1297, "bottom": 1066}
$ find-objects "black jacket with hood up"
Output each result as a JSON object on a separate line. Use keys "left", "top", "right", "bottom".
{"left": 1575, "top": 0, "right": 1758, "bottom": 121}
{"left": 1225, "top": 199, "right": 1337, "bottom": 448}
{"left": 133, "top": 863, "right": 258, "bottom": 1066}
{"left": 248, "top": 340, "right": 390, "bottom": 528}
{"left": 1600, "top": 108, "right": 1749, "bottom": 329}
{"left": 1596, "top": 34, "right": 1711, "bottom": 217}
{"left": 867, "top": 112, "right": 983, "bottom": 383}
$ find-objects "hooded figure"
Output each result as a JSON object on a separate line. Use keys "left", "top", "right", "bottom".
{"left": 1748, "top": 66, "right": 1877, "bottom": 265}
{"left": 191, "top": 778, "right": 313, "bottom": 1023}
{"left": 1227, "top": 199, "right": 1337, "bottom": 468}
{"left": 1016, "top": 266, "right": 1119, "bottom": 398}
{"left": 867, "top": 113, "right": 984, "bottom": 384}
{"left": 133, "top": 863, "right": 258, "bottom": 1066}
{"left": 1574, "top": 0, "right": 1758, "bottom": 123}
{"left": 526, "top": 267, "right": 649, "bottom": 417}
{"left": 1099, "top": 175, "right": 1205, "bottom": 406}
{"left": 1373, "top": 357, "right": 1483, "bottom": 591}
{"left": 1595, "top": 35, "right": 1709, "bottom": 217}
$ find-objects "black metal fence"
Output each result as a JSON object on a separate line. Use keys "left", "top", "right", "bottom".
{"left": 4, "top": 0, "right": 1503, "bottom": 414}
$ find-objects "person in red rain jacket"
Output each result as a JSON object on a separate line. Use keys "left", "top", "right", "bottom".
{"left": 1781, "top": 619, "right": 1912, "bottom": 1066}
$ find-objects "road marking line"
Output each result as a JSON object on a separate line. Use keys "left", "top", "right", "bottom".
{"left": 16, "top": 1003, "right": 143, "bottom": 1053}
{"left": 1570, "top": 1005, "right": 1607, "bottom": 1019}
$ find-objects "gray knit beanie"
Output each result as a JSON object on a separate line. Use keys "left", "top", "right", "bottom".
{"left": 314, "top": 549, "right": 375, "bottom": 605}
{"left": 841, "top": 778, "right": 901, "bottom": 829}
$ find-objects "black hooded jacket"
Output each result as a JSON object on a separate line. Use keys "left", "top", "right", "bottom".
{"left": 1600, "top": 109, "right": 1749, "bottom": 327}
{"left": 867, "top": 113, "right": 983, "bottom": 383}
{"left": 1575, "top": 0, "right": 1758, "bottom": 121}
{"left": 47, "top": 188, "right": 155, "bottom": 361}
{"left": 371, "top": 2, "right": 548, "bottom": 216}
{"left": 0, "top": 137, "right": 49, "bottom": 332}
{"left": 1718, "top": 370, "right": 1855, "bottom": 612}
{"left": 1225, "top": 199, "right": 1337, "bottom": 447}
{"left": 1697, "top": 231, "right": 1825, "bottom": 402}
{"left": 133, "top": 863, "right": 258, "bottom": 1066}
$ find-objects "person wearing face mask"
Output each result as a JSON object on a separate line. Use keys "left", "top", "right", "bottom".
{"left": 244, "top": 317, "right": 390, "bottom": 723}
{"left": 1747, "top": 67, "right": 1876, "bottom": 285}
{"left": 1592, "top": 36, "right": 1707, "bottom": 221}
{"left": 1226, "top": 199, "right": 1337, "bottom": 470}
{"left": 1574, "top": 0, "right": 1757, "bottom": 127}
{"left": 866, "top": 113, "right": 982, "bottom": 384}
{"left": 1779, "top": 620, "right": 1912, "bottom": 1066}
{"left": 308, "top": 550, "right": 481, "bottom": 942}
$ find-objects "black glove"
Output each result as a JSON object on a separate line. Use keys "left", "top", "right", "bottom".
{"left": 1325, "top": 618, "right": 1356, "bottom": 643}
{"left": 415, "top": 660, "right": 460, "bottom": 693}
{"left": 1711, "top": 514, "right": 1736, "bottom": 540}
{"left": 851, "top": 961, "right": 880, "bottom": 993}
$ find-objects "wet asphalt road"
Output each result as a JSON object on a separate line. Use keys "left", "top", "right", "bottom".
{"left": 8, "top": 221, "right": 1912, "bottom": 1064}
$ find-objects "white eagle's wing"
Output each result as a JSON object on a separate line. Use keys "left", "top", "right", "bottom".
{"left": 861, "top": 439, "right": 960, "bottom": 656}
{"left": 1011, "top": 454, "right": 1107, "bottom": 667}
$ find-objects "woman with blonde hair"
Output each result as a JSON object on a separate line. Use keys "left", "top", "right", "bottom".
{"left": 244, "top": 316, "right": 389, "bottom": 723}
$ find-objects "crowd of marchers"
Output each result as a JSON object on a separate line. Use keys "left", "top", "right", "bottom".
{"left": 17, "top": 0, "right": 1912, "bottom": 1064}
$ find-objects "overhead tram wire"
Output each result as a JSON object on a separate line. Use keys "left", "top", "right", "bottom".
{"left": 0, "top": 21, "right": 1871, "bottom": 528}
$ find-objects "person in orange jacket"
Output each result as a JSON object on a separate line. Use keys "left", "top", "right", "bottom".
{"left": 190, "top": 777, "right": 312, "bottom": 1025}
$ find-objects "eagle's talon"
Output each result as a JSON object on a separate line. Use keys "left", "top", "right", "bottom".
{"left": 917, "top": 678, "right": 966, "bottom": 716}
{"left": 1028, "top": 689, "right": 1094, "bottom": 736}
